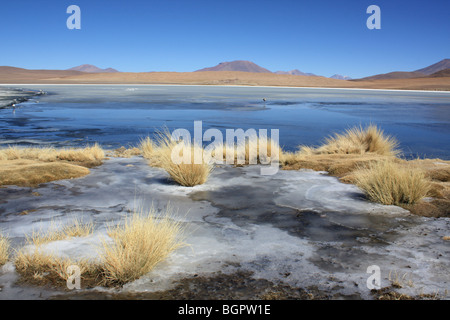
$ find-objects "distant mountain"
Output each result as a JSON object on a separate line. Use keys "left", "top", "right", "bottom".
{"left": 357, "top": 59, "right": 449, "bottom": 80}
{"left": 414, "top": 59, "right": 450, "bottom": 75}
{"left": 195, "top": 60, "right": 271, "bottom": 73}
{"left": 330, "top": 74, "right": 352, "bottom": 80}
{"left": 358, "top": 71, "right": 425, "bottom": 81}
{"left": 428, "top": 68, "right": 450, "bottom": 78}
{"left": 275, "top": 69, "right": 318, "bottom": 77}
{"left": 67, "top": 64, "right": 119, "bottom": 73}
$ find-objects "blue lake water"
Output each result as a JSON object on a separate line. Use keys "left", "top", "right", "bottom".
{"left": 0, "top": 84, "right": 449, "bottom": 159}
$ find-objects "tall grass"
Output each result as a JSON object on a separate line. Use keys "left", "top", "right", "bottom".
{"left": 28, "top": 218, "right": 94, "bottom": 246}
{"left": 0, "top": 234, "right": 10, "bottom": 266}
{"left": 14, "top": 207, "right": 185, "bottom": 287}
{"left": 0, "top": 144, "right": 105, "bottom": 163}
{"left": 299, "top": 125, "right": 399, "bottom": 156}
{"left": 99, "top": 206, "right": 186, "bottom": 286}
{"left": 223, "top": 135, "right": 281, "bottom": 165}
{"left": 14, "top": 247, "right": 99, "bottom": 286}
{"left": 139, "top": 137, "right": 155, "bottom": 160}
{"left": 140, "top": 131, "right": 213, "bottom": 187}
{"left": 354, "top": 160, "right": 431, "bottom": 205}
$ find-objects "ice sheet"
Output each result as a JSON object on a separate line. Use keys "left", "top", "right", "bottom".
{"left": 0, "top": 157, "right": 448, "bottom": 299}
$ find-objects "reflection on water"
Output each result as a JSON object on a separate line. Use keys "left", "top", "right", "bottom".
{"left": 0, "top": 85, "right": 449, "bottom": 159}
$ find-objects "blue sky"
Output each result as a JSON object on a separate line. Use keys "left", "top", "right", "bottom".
{"left": 0, "top": 0, "right": 449, "bottom": 78}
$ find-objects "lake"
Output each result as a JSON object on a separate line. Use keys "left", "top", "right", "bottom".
{"left": 1, "top": 85, "right": 449, "bottom": 159}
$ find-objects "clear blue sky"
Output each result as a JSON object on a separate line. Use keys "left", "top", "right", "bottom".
{"left": 0, "top": 0, "right": 449, "bottom": 78}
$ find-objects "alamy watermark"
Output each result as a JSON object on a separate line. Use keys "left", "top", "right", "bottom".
{"left": 367, "top": 5, "right": 381, "bottom": 30}
{"left": 67, "top": 5, "right": 381, "bottom": 31}
{"left": 169, "top": 121, "right": 280, "bottom": 175}
{"left": 366, "top": 265, "right": 381, "bottom": 290}
{"left": 66, "top": 265, "right": 81, "bottom": 290}
{"left": 67, "top": 5, "right": 81, "bottom": 30}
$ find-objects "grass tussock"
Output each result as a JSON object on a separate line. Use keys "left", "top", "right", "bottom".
{"left": 28, "top": 218, "right": 94, "bottom": 246}
{"left": 14, "top": 248, "right": 100, "bottom": 287}
{"left": 0, "top": 144, "right": 105, "bottom": 187}
{"left": 13, "top": 206, "right": 186, "bottom": 288}
{"left": 0, "top": 160, "right": 91, "bottom": 187}
{"left": 110, "top": 146, "right": 142, "bottom": 158}
{"left": 353, "top": 160, "right": 431, "bottom": 206}
{"left": 223, "top": 135, "right": 281, "bottom": 166}
{"left": 0, "top": 143, "right": 105, "bottom": 164}
{"left": 281, "top": 125, "right": 449, "bottom": 216}
{"left": 13, "top": 217, "right": 99, "bottom": 286}
{"left": 299, "top": 125, "right": 399, "bottom": 157}
{"left": 99, "top": 206, "right": 186, "bottom": 286}
{"left": 139, "top": 137, "right": 155, "bottom": 160}
{"left": 0, "top": 234, "right": 10, "bottom": 266}
{"left": 140, "top": 131, "right": 214, "bottom": 187}
{"left": 140, "top": 130, "right": 281, "bottom": 186}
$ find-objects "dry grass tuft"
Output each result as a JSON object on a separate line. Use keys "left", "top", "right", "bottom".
{"left": 0, "top": 144, "right": 105, "bottom": 187}
{"left": 0, "top": 234, "right": 10, "bottom": 266}
{"left": 110, "top": 146, "right": 142, "bottom": 158}
{"left": 0, "top": 143, "right": 104, "bottom": 164}
{"left": 223, "top": 135, "right": 281, "bottom": 166}
{"left": 353, "top": 160, "right": 431, "bottom": 206}
{"left": 28, "top": 218, "right": 94, "bottom": 246}
{"left": 141, "top": 131, "right": 213, "bottom": 186}
{"left": 56, "top": 143, "right": 105, "bottom": 164}
{"left": 13, "top": 206, "right": 186, "bottom": 288}
{"left": 139, "top": 137, "right": 155, "bottom": 160}
{"left": 0, "top": 160, "right": 91, "bottom": 187}
{"left": 99, "top": 206, "right": 186, "bottom": 286}
{"left": 14, "top": 247, "right": 100, "bottom": 287}
{"left": 299, "top": 125, "right": 399, "bottom": 157}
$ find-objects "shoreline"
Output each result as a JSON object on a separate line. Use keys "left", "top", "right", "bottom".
{"left": 1, "top": 83, "right": 450, "bottom": 94}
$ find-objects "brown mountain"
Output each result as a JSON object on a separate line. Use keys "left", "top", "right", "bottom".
{"left": 357, "top": 59, "right": 449, "bottom": 80}
{"left": 67, "top": 64, "right": 119, "bottom": 73}
{"left": 357, "top": 71, "right": 426, "bottom": 81}
{"left": 195, "top": 60, "right": 271, "bottom": 73}
{"left": 0, "top": 66, "right": 85, "bottom": 82}
{"left": 415, "top": 59, "right": 450, "bottom": 75}
{"left": 428, "top": 68, "right": 450, "bottom": 78}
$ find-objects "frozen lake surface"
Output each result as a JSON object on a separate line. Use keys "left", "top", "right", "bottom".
{"left": 0, "top": 157, "right": 448, "bottom": 299}
{"left": 0, "top": 85, "right": 449, "bottom": 159}
{"left": 0, "top": 85, "right": 449, "bottom": 299}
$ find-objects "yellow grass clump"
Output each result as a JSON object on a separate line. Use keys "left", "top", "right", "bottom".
{"left": 140, "top": 131, "right": 214, "bottom": 187}
{"left": 0, "top": 144, "right": 105, "bottom": 187}
{"left": 139, "top": 137, "right": 155, "bottom": 160}
{"left": 0, "top": 143, "right": 105, "bottom": 163}
{"left": 56, "top": 144, "right": 105, "bottom": 163}
{"left": 14, "top": 247, "right": 99, "bottom": 287}
{"left": 27, "top": 218, "right": 94, "bottom": 246}
{"left": 13, "top": 206, "right": 186, "bottom": 288}
{"left": 299, "top": 125, "right": 400, "bottom": 157}
{"left": 99, "top": 206, "right": 186, "bottom": 286}
{"left": 0, "top": 234, "right": 10, "bottom": 266}
{"left": 0, "top": 160, "right": 90, "bottom": 187}
{"left": 353, "top": 160, "right": 431, "bottom": 206}
{"left": 223, "top": 135, "right": 281, "bottom": 166}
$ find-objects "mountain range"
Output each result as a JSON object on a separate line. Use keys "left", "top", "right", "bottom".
{"left": 195, "top": 60, "right": 271, "bottom": 73}
{"left": 274, "top": 69, "right": 318, "bottom": 77}
{"left": 195, "top": 59, "right": 450, "bottom": 81}
{"left": 67, "top": 64, "right": 119, "bottom": 73}
{"left": 359, "top": 59, "right": 450, "bottom": 80}
{"left": 48, "top": 59, "right": 450, "bottom": 80}
{"left": 0, "top": 59, "right": 450, "bottom": 83}
{"left": 194, "top": 60, "right": 353, "bottom": 80}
